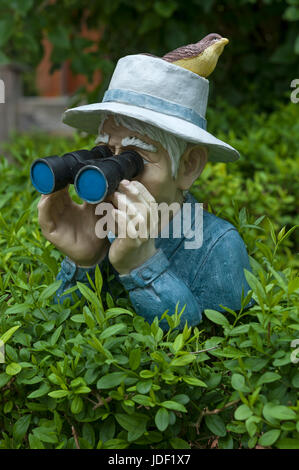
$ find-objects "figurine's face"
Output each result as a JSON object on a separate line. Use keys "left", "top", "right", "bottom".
{"left": 98, "top": 115, "right": 184, "bottom": 205}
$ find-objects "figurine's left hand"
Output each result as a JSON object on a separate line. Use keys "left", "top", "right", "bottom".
{"left": 107, "top": 180, "right": 158, "bottom": 275}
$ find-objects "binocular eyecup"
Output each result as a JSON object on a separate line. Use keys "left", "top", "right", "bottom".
{"left": 30, "top": 145, "right": 144, "bottom": 204}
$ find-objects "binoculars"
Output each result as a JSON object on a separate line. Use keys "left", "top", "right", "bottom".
{"left": 30, "top": 145, "right": 144, "bottom": 204}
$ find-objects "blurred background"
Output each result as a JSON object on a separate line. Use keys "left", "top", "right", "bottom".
{"left": 0, "top": 0, "right": 298, "bottom": 140}
{"left": 0, "top": 0, "right": 298, "bottom": 256}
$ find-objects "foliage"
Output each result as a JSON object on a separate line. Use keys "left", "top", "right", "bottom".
{"left": 0, "top": 0, "right": 298, "bottom": 108}
{"left": 194, "top": 101, "right": 299, "bottom": 258}
{"left": 0, "top": 101, "right": 298, "bottom": 449}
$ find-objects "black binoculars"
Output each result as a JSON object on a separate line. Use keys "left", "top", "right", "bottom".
{"left": 30, "top": 145, "right": 144, "bottom": 203}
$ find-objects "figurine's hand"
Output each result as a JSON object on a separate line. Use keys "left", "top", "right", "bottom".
{"left": 38, "top": 187, "right": 110, "bottom": 267}
{"left": 107, "top": 180, "right": 158, "bottom": 275}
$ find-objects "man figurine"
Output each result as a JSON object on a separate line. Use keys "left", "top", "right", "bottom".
{"left": 37, "top": 48, "right": 253, "bottom": 330}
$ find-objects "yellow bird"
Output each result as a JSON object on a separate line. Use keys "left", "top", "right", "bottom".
{"left": 162, "top": 33, "right": 229, "bottom": 78}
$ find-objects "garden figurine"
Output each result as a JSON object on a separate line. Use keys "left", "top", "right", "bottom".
{"left": 36, "top": 35, "right": 253, "bottom": 330}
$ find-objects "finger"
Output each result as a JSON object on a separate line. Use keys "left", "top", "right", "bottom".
{"left": 120, "top": 181, "right": 159, "bottom": 229}
{"left": 108, "top": 191, "right": 138, "bottom": 218}
{"left": 126, "top": 180, "right": 156, "bottom": 205}
{"left": 37, "top": 194, "right": 58, "bottom": 233}
{"left": 118, "top": 180, "right": 153, "bottom": 210}
{"left": 37, "top": 187, "right": 71, "bottom": 232}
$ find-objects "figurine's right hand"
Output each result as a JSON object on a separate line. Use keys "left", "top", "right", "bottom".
{"left": 37, "top": 187, "right": 110, "bottom": 267}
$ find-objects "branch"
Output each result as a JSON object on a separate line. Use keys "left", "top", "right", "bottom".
{"left": 192, "top": 399, "right": 240, "bottom": 435}
{"left": 203, "top": 399, "right": 240, "bottom": 415}
{"left": 71, "top": 426, "right": 80, "bottom": 449}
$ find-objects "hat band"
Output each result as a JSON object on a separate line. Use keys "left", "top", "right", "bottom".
{"left": 103, "top": 89, "right": 207, "bottom": 130}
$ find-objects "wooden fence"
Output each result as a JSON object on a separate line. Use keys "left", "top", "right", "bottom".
{"left": 0, "top": 65, "right": 74, "bottom": 146}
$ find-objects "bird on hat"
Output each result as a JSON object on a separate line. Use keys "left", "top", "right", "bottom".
{"left": 162, "top": 33, "right": 229, "bottom": 77}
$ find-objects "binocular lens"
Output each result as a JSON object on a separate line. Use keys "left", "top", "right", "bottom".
{"left": 75, "top": 167, "right": 107, "bottom": 203}
{"left": 30, "top": 146, "right": 144, "bottom": 204}
{"left": 30, "top": 160, "right": 55, "bottom": 194}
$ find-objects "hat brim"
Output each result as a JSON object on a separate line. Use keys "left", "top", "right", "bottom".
{"left": 62, "top": 102, "right": 239, "bottom": 163}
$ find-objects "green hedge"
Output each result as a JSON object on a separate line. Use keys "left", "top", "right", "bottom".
{"left": 0, "top": 102, "right": 298, "bottom": 449}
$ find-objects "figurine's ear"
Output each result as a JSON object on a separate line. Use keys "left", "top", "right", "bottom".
{"left": 176, "top": 145, "right": 208, "bottom": 190}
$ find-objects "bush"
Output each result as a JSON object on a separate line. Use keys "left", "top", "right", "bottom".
{"left": 0, "top": 103, "right": 298, "bottom": 449}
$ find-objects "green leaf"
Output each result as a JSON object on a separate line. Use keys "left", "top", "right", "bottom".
{"left": 276, "top": 438, "right": 299, "bottom": 449}
{"left": 50, "top": 325, "right": 63, "bottom": 346}
{"left": 245, "top": 416, "right": 259, "bottom": 437}
{"left": 140, "top": 369, "right": 156, "bottom": 378}
{"left": 169, "top": 437, "right": 190, "bottom": 449}
{"left": 204, "top": 309, "right": 230, "bottom": 327}
{"left": 129, "top": 349, "right": 141, "bottom": 370}
{"left": 257, "top": 372, "right": 281, "bottom": 386}
{"left": 6, "top": 362, "right": 22, "bottom": 375}
{"left": 132, "top": 394, "right": 153, "bottom": 407}
{"left": 28, "top": 433, "right": 44, "bottom": 449}
{"left": 205, "top": 414, "right": 227, "bottom": 437}
{"left": 71, "top": 395, "right": 83, "bottom": 414}
{"left": 291, "top": 372, "right": 299, "bottom": 388}
{"left": 97, "top": 372, "right": 127, "bottom": 389}
{"left": 182, "top": 376, "right": 207, "bottom": 387}
{"left": 102, "top": 439, "right": 129, "bottom": 449}
{"left": 39, "top": 281, "right": 62, "bottom": 302}
{"left": 172, "top": 333, "right": 184, "bottom": 353}
{"left": 99, "top": 323, "right": 127, "bottom": 340}
{"left": 288, "top": 277, "right": 299, "bottom": 294}
{"left": 234, "top": 404, "right": 252, "bottom": 420}
{"left": 155, "top": 408, "right": 169, "bottom": 432}
{"left": 231, "top": 373, "right": 249, "bottom": 392}
{"left": 32, "top": 427, "right": 58, "bottom": 444}
{"left": 27, "top": 383, "right": 50, "bottom": 398}
{"left": 0, "top": 325, "right": 21, "bottom": 344}
{"left": 266, "top": 405, "right": 296, "bottom": 421}
{"left": 76, "top": 282, "right": 102, "bottom": 310}
{"left": 161, "top": 401, "right": 187, "bottom": 413}
{"left": 170, "top": 354, "right": 194, "bottom": 367}
{"left": 258, "top": 429, "right": 280, "bottom": 447}
{"left": 115, "top": 413, "right": 148, "bottom": 441}
{"left": 244, "top": 269, "right": 265, "bottom": 301}
{"left": 136, "top": 380, "right": 152, "bottom": 394}
{"left": 48, "top": 390, "right": 69, "bottom": 398}
{"left": 105, "top": 308, "right": 133, "bottom": 319}
{"left": 13, "top": 415, "right": 32, "bottom": 442}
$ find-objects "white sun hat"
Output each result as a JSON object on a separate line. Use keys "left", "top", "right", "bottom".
{"left": 62, "top": 54, "right": 239, "bottom": 163}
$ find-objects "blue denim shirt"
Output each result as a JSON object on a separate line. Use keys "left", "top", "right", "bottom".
{"left": 56, "top": 192, "right": 253, "bottom": 329}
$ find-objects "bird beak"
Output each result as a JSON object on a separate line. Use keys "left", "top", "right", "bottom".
{"left": 214, "top": 37, "right": 229, "bottom": 53}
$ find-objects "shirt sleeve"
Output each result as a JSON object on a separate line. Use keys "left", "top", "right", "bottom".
{"left": 195, "top": 228, "right": 255, "bottom": 313}
{"left": 54, "top": 257, "right": 105, "bottom": 304}
{"left": 118, "top": 249, "right": 203, "bottom": 330}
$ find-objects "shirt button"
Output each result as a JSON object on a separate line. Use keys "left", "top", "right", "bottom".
{"left": 141, "top": 268, "right": 153, "bottom": 281}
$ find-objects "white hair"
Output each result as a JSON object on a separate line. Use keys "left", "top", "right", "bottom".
{"left": 97, "top": 113, "right": 188, "bottom": 178}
